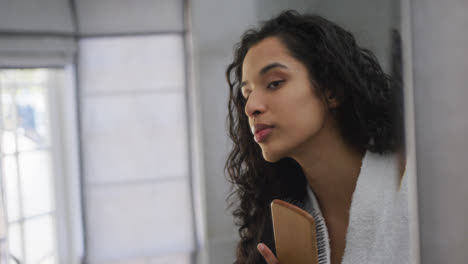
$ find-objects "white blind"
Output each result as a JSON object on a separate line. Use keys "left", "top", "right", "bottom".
{"left": 79, "top": 35, "right": 193, "bottom": 262}
{"left": 0, "top": 0, "right": 76, "bottom": 67}
{"left": 76, "top": 0, "right": 184, "bottom": 35}
{"left": 0, "top": 0, "right": 74, "bottom": 33}
{"left": 0, "top": 36, "right": 76, "bottom": 67}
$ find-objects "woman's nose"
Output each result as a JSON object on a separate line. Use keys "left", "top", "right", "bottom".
{"left": 244, "top": 92, "right": 267, "bottom": 118}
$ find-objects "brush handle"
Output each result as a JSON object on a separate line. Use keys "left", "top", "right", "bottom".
{"left": 271, "top": 199, "right": 319, "bottom": 264}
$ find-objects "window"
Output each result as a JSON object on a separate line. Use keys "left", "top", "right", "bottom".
{"left": 0, "top": 69, "right": 60, "bottom": 264}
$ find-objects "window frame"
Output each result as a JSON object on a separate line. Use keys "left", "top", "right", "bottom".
{"left": 47, "top": 65, "right": 84, "bottom": 264}
{"left": 0, "top": 66, "right": 84, "bottom": 264}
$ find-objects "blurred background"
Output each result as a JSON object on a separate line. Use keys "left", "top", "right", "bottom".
{"left": 0, "top": 0, "right": 467, "bottom": 264}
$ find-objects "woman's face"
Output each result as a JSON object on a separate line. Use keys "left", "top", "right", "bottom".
{"left": 241, "top": 36, "right": 334, "bottom": 162}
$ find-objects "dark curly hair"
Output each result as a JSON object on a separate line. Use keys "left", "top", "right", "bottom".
{"left": 225, "top": 10, "right": 404, "bottom": 264}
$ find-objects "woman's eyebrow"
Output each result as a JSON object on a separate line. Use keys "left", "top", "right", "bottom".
{"left": 241, "top": 62, "right": 289, "bottom": 87}
{"left": 259, "top": 62, "right": 288, "bottom": 75}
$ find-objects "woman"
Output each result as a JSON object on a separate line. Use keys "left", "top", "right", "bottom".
{"left": 225, "top": 10, "right": 408, "bottom": 264}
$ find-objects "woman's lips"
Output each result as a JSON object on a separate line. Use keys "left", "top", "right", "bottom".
{"left": 254, "top": 127, "right": 273, "bottom": 143}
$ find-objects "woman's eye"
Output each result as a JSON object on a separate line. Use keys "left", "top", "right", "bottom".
{"left": 267, "top": 80, "right": 284, "bottom": 89}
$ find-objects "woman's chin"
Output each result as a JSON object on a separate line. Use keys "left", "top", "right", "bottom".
{"left": 261, "top": 148, "right": 284, "bottom": 163}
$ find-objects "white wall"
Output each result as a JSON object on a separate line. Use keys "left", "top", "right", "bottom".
{"left": 410, "top": 0, "right": 468, "bottom": 262}
{"left": 190, "top": 0, "right": 258, "bottom": 250}
{"left": 315, "top": 0, "right": 394, "bottom": 73}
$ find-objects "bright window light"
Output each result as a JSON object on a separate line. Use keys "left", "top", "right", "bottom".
{"left": 0, "top": 69, "right": 58, "bottom": 264}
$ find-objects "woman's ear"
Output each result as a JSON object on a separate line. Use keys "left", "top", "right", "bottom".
{"left": 326, "top": 89, "right": 340, "bottom": 109}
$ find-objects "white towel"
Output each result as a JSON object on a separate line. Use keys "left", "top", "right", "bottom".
{"left": 306, "top": 150, "right": 409, "bottom": 264}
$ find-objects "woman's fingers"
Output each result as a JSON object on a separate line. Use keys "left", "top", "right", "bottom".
{"left": 257, "top": 243, "right": 280, "bottom": 264}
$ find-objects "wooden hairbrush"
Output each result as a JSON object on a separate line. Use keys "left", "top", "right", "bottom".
{"left": 271, "top": 199, "right": 319, "bottom": 264}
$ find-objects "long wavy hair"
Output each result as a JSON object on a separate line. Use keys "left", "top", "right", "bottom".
{"left": 225, "top": 10, "right": 404, "bottom": 264}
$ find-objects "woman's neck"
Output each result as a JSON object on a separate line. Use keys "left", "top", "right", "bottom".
{"left": 290, "top": 117, "right": 365, "bottom": 215}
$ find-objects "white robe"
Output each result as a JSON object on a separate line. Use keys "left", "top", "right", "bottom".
{"left": 305, "top": 150, "right": 409, "bottom": 264}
